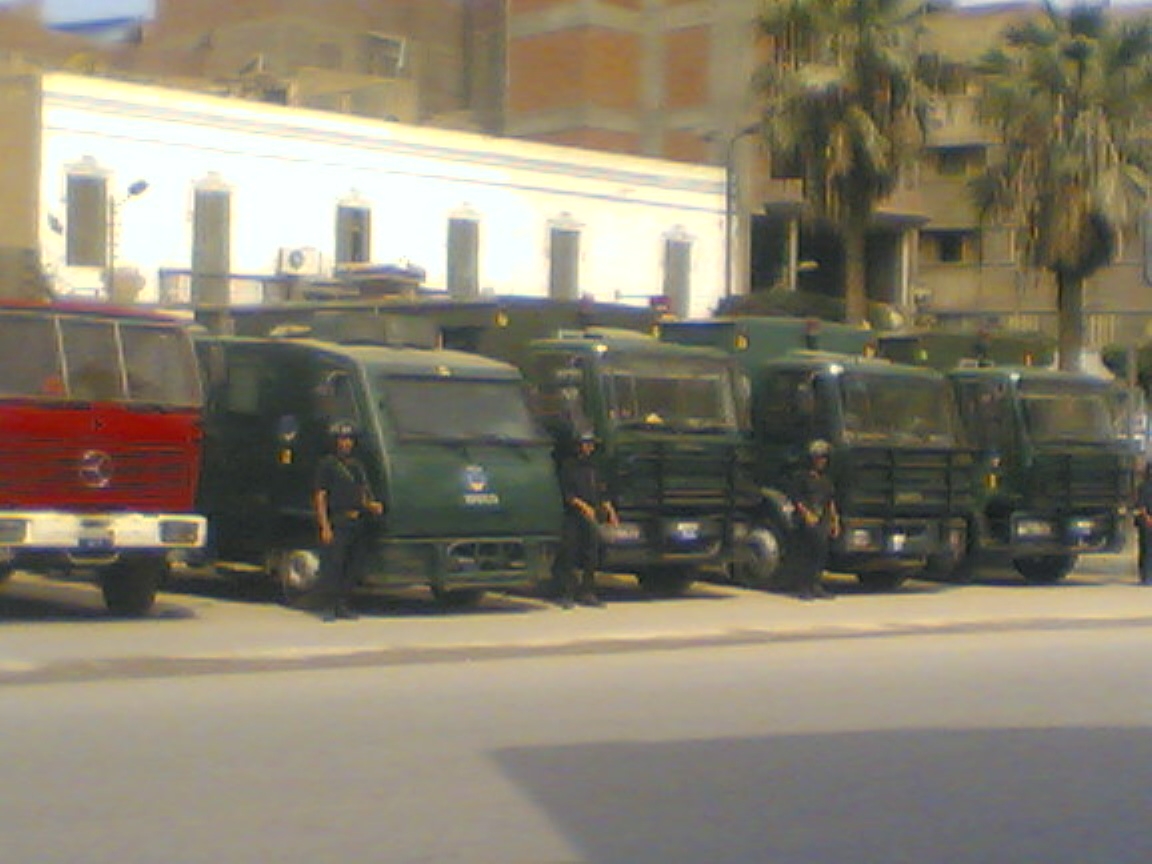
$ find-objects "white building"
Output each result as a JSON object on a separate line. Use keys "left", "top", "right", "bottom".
{"left": 0, "top": 72, "right": 727, "bottom": 318}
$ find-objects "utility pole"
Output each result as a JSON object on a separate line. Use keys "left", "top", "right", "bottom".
{"left": 105, "top": 180, "right": 149, "bottom": 301}
{"left": 724, "top": 124, "right": 760, "bottom": 298}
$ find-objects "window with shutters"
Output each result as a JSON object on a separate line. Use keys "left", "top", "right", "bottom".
{"left": 447, "top": 217, "right": 479, "bottom": 298}
{"left": 192, "top": 181, "right": 232, "bottom": 305}
{"left": 549, "top": 226, "right": 580, "bottom": 301}
{"left": 336, "top": 205, "right": 372, "bottom": 264}
{"left": 663, "top": 236, "right": 692, "bottom": 317}
{"left": 66, "top": 173, "right": 108, "bottom": 267}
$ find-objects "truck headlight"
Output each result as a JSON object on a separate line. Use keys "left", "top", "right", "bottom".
{"left": 1067, "top": 517, "right": 1098, "bottom": 536}
{"left": 160, "top": 519, "right": 202, "bottom": 545}
{"left": 845, "top": 527, "right": 879, "bottom": 551}
{"left": 1015, "top": 519, "right": 1056, "bottom": 539}
{"left": 0, "top": 519, "right": 29, "bottom": 543}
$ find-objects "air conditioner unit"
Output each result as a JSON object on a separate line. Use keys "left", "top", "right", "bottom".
{"left": 277, "top": 246, "right": 323, "bottom": 276}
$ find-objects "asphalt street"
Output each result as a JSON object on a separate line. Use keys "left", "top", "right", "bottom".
{"left": 2, "top": 548, "right": 1151, "bottom": 686}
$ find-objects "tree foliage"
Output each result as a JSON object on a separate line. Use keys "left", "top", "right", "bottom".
{"left": 756, "top": 0, "right": 934, "bottom": 323}
{"left": 971, "top": 2, "right": 1152, "bottom": 368}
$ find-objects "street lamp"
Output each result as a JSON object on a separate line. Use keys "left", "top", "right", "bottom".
{"left": 724, "top": 123, "right": 761, "bottom": 298}
{"left": 105, "top": 179, "right": 149, "bottom": 300}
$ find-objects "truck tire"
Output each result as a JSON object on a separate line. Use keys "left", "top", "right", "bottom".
{"left": 273, "top": 549, "right": 322, "bottom": 606}
{"left": 1013, "top": 554, "right": 1076, "bottom": 584}
{"left": 0, "top": 562, "right": 13, "bottom": 586}
{"left": 636, "top": 567, "right": 694, "bottom": 597}
{"left": 731, "top": 526, "right": 784, "bottom": 589}
{"left": 100, "top": 557, "right": 163, "bottom": 617}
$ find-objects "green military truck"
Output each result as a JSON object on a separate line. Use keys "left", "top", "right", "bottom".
{"left": 213, "top": 296, "right": 764, "bottom": 595}
{"left": 661, "top": 317, "right": 976, "bottom": 590}
{"left": 934, "top": 365, "right": 1130, "bottom": 583}
{"left": 879, "top": 329, "right": 1056, "bottom": 371}
{"left": 878, "top": 331, "right": 1132, "bottom": 583}
{"left": 509, "top": 326, "right": 760, "bottom": 595}
{"left": 194, "top": 315, "right": 562, "bottom": 602}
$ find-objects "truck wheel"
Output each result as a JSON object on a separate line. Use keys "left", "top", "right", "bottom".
{"left": 274, "top": 549, "right": 322, "bottom": 606}
{"left": 856, "top": 571, "right": 909, "bottom": 592}
{"left": 100, "top": 557, "right": 163, "bottom": 617}
{"left": 0, "top": 562, "right": 13, "bottom": 586}
{"left": 636, "top": 568, "right": 694, "bottom": 597}
{"left": 1013, "top": 554, "right": 1076, "bottom": 584}
{"left": 731, "top": 526, "right": 784, "bottom": 589}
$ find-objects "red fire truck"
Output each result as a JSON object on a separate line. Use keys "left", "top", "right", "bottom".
{"left": 0, "top": 300, "right": 206, "bottom": 615}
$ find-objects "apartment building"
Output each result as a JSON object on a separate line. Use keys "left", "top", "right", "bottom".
{"left": 505, "top": 0, "right": 922, "bottom": 320}
{"left": 505, "top": 0, "right": 1152, "bottom": 343}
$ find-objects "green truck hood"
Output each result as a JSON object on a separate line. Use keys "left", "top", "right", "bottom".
{"left": 383, "top": 441, "right": 563, "bottom": 537}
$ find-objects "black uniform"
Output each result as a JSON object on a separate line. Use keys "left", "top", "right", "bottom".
{"left": 555, "top": 448, "right": 607, "bottom": 603}
{"left": 314, "top": 453, "right": 373, "bottom": 612}
{"left": 1135, "top": 471, "right": 1152, "bottom": 585}
{"left": 789, "top": 464, "right": 836, "bottom": 598}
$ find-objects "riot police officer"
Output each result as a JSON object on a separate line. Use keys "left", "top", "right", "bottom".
{"left": 789, "top": 439, "right": 840, "bottom": 600}
{"left": 313, "top": 421, "right": 383, "bottom": 620}
{"left": 1134, "top": 463, "right": 1152, "bottom": 585}
{"left": 555, "top": 431, "right": 618, "bottom": 608}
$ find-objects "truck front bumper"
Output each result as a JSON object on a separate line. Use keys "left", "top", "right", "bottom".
{"left": 999, "top": 510, "right": 1123, "bottom": 554}
{"left": 834, "top": 516, "right": 968, "bottom": 571}
{"left": 0, "top": 510, "right": 207, "bottom": 558}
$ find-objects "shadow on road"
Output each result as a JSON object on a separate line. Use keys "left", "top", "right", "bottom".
{"left": 496, "top": 727, "right": 1152, "bottom": 864}
{"left": 0, "top": 572, "right": 198, "bottom": 623}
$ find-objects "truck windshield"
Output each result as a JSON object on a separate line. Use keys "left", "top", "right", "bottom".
{"left": 1019, "top": 381, "right": 1115, "bottom": 444}
{"left": 604, "top": 354, "right": 739, "bottom": 433}
{"left": 841, "top": 372, "right": 958, "bottom": 445}
{"left": 377, "top": 377, "right": 543, "bottom": 444}
{"left": 0, "top": 311, "right": 201, "bottom": 406}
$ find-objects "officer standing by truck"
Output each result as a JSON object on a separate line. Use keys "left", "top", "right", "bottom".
{"left": 313, "top": 421, "right": 384, "bottom": 620}
{"left": 555, "top": 431, "right": 618, "bottom": 607}
{"left": 790, "top": 439, "right": 839, "bottom": 600}
{"left": 1134, "top": 464, "right": 1152, "bottom": 585}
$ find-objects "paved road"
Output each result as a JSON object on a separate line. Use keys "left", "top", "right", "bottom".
{"left": 2, "top": 549, "right": 1150, "bottom": 685}
{"left": 1, "top": 618, "right": 1150, "bottom": 863}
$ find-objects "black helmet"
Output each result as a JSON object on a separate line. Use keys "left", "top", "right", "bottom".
{"left": 329, "top": 420, "right": 358, "bottom": 440}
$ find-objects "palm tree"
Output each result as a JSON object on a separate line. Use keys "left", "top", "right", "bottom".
{"left": 971, "top": 1, "right": 1152, "bottom": 371}
{"left": 757, "top": 0, "right": 932, "bottom": 324}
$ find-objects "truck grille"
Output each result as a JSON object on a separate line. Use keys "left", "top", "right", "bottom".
{"left": 1026, "top": 451, "right": 1130, "bottom": 509}
{"left": 839, "top": 447, "right": 978, "bottom": 516}
{"left": 613, "top": 441, "right": 756, "bottom": 511}
{"left": 0, "top": 439, "right": 195, "bottom": 511}
{"left": 446, "top": 540, "right": 528, "bottom": 574}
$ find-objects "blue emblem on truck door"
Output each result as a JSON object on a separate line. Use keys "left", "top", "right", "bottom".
{"left": 462, "top": 464, "right": 500, "bottom": 507}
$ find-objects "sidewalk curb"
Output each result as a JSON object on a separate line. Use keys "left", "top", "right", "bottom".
{"left": 5, "top": 611, "right": 1152, "bottom": 688}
